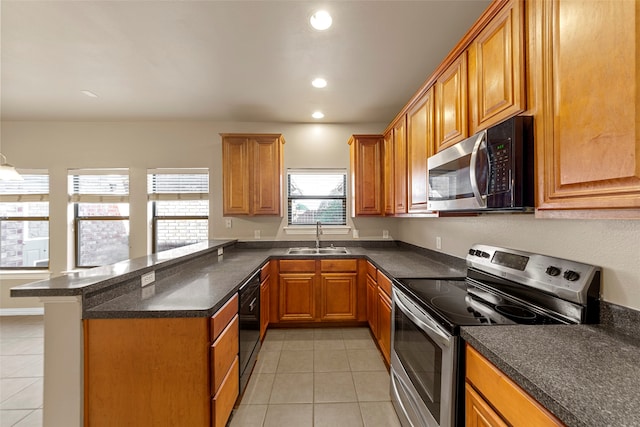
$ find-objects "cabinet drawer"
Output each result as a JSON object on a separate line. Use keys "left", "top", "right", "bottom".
{"left": 320, "top": 259, "right": 357, "bottom": 272}
{"left": 366, "top": 261, "right": 377, "bottom": 280}
{"left": 212, "top": 356, "right": 239, "bottom": 427}
{"left": 465, "top": 345, "right": 564, "bottom": 426}
{"left": 211, "top": 294, "right": 238, "bottom": 341}
{"left": 279, "top": 259, "right": 315, "bottom": 273}
{"left": 377, "top": 271, "right": 392, "bottom": 297}
{"left": 211, "top": 315, "right": 239, "bottom": 393}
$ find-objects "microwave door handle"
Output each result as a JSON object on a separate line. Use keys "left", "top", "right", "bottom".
{"left": 393, "top": 290, "right": 451, "bottom": 347}
{"left": 469, "top": 132, "right": 488, "bottom": 208}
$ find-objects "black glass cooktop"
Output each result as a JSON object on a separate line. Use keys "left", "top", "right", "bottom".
{"left": 394, "top": 277, "right": 562, "bottom": 334}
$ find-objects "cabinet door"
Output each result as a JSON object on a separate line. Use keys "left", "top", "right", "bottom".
{"left": 406, "top": 87, "right": 434, "bottom": 212}
{"left": 320, "top": 273, "right": 358, "bottom": 321}
{"left": 377, "top": 289, "right": 392, "bottom": 365}
{"left": 349, "top": 135, "right": 384, "bottom": 216}
{"left": 366, "top": 274, "right": 378, "bottom": 339}
{"left": 252, "top": 136, "right": 282, "bottom": 215}
{"left": 465, "top": 383, "right": 509, "bottom": 427}
{"left": 469, "top": 0, "right": 525, "bottom": 134}
{"left": 383, "top": 130, "right": 395, "bottom": 215}
{"left": 393, "top": 116, "right": 408, "bottom": 214}
{"left": 278, "top": 273, "right": 316, "bottom": 322}
{"left": 531, "top": 0, "right": 640, "bottom": 215}
{"left": 222, "top": 137, "right": 251, "bottom": 215}
{"left": 435, "top": 52, "right": 469, "bottom": 151}
{"left": 85, "top": 318, "right": 210, "bottom": 426}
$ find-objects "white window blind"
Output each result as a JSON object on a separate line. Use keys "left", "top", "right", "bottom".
{"left": 287, "top": 169, "right": 347, "bottom": 225}
{"left": 0, "top": 172, "right": 49, "bottom": 202}
{"left": 147, "top": 169, "right": 209, "bottom": 201}
{"left": 69, "top": 169, "right": 129, "bottom": 203}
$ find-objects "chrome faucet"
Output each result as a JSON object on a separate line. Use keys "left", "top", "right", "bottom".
{"left": 315, "top": 221, "right": 322, "bottom": 249}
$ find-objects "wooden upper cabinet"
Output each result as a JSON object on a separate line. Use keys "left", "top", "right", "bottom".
{"left": 221, "top": 133, "right": 284, "bottom": 216}
{"left": 435, "top": 52, "right": 469, "bottom": 151}
{"left": 393, "top": 116, "right": 408, "bottom": 214}
{"left": 469, "top": 0, "right": 525, "bottom": 134}
{"left": 383, "top": 130, "right": 395, "bottom": 216}
{"left": 349, "top": 135, "right": 384, "bottom": 216}
{"left": 530, "top": 0, "right": 640, "bottom": 216}
{"left": 406, "top": 87, "right": 435, "bottom": 213}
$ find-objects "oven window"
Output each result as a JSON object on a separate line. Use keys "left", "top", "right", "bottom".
{"left": 394, "top": 306, "right": 443, "bottom": 422}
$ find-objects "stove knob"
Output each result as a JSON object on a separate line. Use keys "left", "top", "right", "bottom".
{"left": 545, "top": 266, "right": 561, "bottom": 277}
{"left": 563, "top": 270, "right": 580, "bottom": 281}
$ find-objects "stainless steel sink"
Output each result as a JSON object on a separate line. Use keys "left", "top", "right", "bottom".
{"left": 286, "top": 247, "right": 349, "bottom": 255}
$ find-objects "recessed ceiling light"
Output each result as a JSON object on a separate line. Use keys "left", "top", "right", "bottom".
{"left": 81, "top": 90, "right": 98, "bottom": 98}
{"left": 310, "top": 10, "right": 332, "bottom": 30}
{"left": 312, "top": 78, "right": 327, "bottom": 88}
{"left": 312, "top": 111, "right": 325, "bottom": 119}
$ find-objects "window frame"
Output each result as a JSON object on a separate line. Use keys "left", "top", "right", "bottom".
{"left": 147, "top": 169, "right": 209, "bottom": 253}
{"left": 69, "top": 169, "right": 130, "bottom": 268}
{"left": 0, "top": 172, "right": 50, "bottom": 270}
{"left": 286, "top": 169, "right": 348, "bottom": 227}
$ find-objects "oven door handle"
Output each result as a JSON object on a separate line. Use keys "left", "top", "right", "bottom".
{"left": 394, "top": 290, "right": 451, "bottom": 347}
{"left": 469, "top": 131, "right": 488, "bottom": 208}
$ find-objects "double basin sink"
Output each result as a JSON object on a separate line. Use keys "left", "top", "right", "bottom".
{"left": 286, "top": 246, "right": 350, "bottom": 255}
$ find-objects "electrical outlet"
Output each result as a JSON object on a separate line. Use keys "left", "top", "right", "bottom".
{"left": 225, "top": 219, "right": 232, "bottom": 228}
{"left": 383, "top": 230, "right": 389, "bottom": 239}
{"left": 217, "top": 248, "right": 224, "bottom": 256}
{"left": 141, "top": 271, "right": 155, "bottom": 287}
{"left": 436, "top": 236, "right": 442, "bottom": 250}
{"left": 254, "top": 230, "right": 261, "bottom": 239}
{"left": 353, "top": 229, "right": 359, "bottom": 238}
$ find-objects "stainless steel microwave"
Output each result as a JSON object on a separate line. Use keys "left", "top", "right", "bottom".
{"left": 427, "top": 116, "right": 534, "bottom": 212}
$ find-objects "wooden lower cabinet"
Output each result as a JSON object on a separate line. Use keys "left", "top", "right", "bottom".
{"left": 212, "top": 357, "right": 239, "bottom": 427}
{"left": 320, "top": 272, "right": 358, "bottom": 321}
{"left": 366, "top": 273, "right": 379, "bottom": 338}
{"left": 466, "top": 383, "right": 508, "bottom": 427}
{"left": 465, "top": 345, "right": 564, "bottom": 427}
{"left": 84, "top": 296, "right": 239, "bottom": 427}
{"left": 275, "top": 259, "right": 364, "bottom": 324}
{"left": 377, "top": 288, "right": 392, "bottom": 365}
{"left": 278, "top": 273, "right": 316, "bottom": 321}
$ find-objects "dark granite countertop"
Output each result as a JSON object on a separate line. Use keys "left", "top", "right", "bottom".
{"left": 461, "top": 324, "right": 640, "bottom": 427}
{"left": 12, "top": 240, "right": 467, "bottom": 319}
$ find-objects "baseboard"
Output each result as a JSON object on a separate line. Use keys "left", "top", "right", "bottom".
{"left": 0, "top": 307, "right": 45, "bottom": 316}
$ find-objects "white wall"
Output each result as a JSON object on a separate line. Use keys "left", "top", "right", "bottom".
{"left": 0, "top": 120, "right": 394, "bottom": 281}
{"left": 2, "top": 120, "right": 639, "bottom": 311}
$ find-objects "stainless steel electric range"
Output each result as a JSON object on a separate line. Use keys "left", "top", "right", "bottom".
{"left": 390, "top": 244, "right": 601, "bottom": 427}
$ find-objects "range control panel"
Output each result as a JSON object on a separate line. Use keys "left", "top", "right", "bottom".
{"left": 466, "top": 244, "right": 601, "bottom": 305}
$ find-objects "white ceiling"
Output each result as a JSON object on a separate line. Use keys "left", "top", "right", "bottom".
{"left": 1, "top": 0, "right": 491, "bottom": 124}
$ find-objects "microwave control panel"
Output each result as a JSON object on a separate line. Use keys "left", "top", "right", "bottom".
{"left": 487, "top": 139, "right": 512, "bottom": 194}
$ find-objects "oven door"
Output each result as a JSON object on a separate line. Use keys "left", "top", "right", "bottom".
{"left": 427, "top": 130, "right": 489, "bottom": 211}
{"left": 390, "top": 288, "right": 457, "bottom": 427}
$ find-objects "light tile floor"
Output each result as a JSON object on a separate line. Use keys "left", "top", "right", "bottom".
{"left": 0, "top": 316, "right": 44, "bottom": 427}
{"left": 0, "top": 318, "right": 401, "bottom": 427}
{"left": 230, "top": 327, "right": 402, "bottom": 427}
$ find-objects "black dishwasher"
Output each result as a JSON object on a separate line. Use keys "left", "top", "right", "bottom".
{"left": 238, "top": 270, "right": 261, "bottom": 395}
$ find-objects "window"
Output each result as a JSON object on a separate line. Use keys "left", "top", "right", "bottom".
{"left": 287, "top": 169, "right": 347, "bottom": 225}
{"left": 0, "top": 173, "right": 49, "bottom": 269}
{"left": 148, "top": 169, "right": 209, "bottom": 252}
{"left": 70, "top": 170, "right": 129, "bottom": 267}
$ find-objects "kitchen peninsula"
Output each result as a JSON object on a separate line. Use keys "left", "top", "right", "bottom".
{"left": 12, "top": 240, "right": 640, "bottom": 427}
